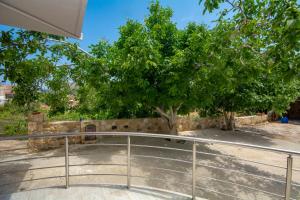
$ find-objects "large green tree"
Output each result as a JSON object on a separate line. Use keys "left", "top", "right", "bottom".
{"left": 198, "top": 0, "right": 300, "bottom": 129}
{"left": 102, "top": 2, "right": 211, "bottom": 134}
{"left": 64, "top": 1, "right": 211, "bottom": 133}
{"left": 0, "top": 29, "right": 64, "bottom": 110}
{"left": 194, "top": 21, "right": 264, "bottom": 129}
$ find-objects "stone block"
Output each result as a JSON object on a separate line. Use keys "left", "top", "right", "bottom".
{"left": 28, "top": 112, "right": 45, "bottom": 122}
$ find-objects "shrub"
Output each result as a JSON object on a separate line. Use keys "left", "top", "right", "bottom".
{"left": 48, "top": 111, "right": 112, "bottom": 121}
{"left": 0, "top": 102, "right": 29, "bottom": 118}
{"left": 4, "top": 120, "right": 27, "bottom": 136}
{"left": 48, "top": 111, "right": 83, "bottom": 121}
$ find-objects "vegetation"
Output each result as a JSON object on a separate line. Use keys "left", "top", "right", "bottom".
{"left": 45, "top": 65, "right": 71, "bottom": 115}
{"left": 198, "top": 0, "right": 300, "bottom": 129}
{"left": 4, "top": 120, "right": 27, "bottom": 136}
{"left": 0, "top": 0, "right": 299, "bottom": 134}
{"left": 0, "top": 103, "right": 27, "bottom": 135}
{"left": 0, "top": 30, "right": 65, "bottom": 111}
{"left": 94, "top": 4, "right": 212, "bottom": 134}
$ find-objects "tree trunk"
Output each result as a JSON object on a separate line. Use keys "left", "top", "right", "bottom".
{"left": 223, "top": 111, "right": 235, "bottom": 131}
{"left": 155, "top": 105, "right": 181, "bottom": 135}
{"left": 167, "top": 111, "right": 177, "bottom": 135}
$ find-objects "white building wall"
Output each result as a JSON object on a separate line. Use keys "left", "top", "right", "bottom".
{"left": 0, "top": 95, "right": 6, "bottom": 105}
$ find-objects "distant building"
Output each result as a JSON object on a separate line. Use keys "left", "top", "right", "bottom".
{"left": 287, "top": 98, "right": 300, "bottom": 120}
{"left": 0, "top": 85, "right": 14, "bottom": 105}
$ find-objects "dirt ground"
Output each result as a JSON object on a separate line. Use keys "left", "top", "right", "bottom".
{"left": 0, "top": 121, "right": 299, "bottom": 200}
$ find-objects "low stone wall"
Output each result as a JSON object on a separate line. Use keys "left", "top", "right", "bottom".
{"left": 235, "top": 114, "right": 268, "bottom": 127}
{"left": 28, "top": 116, "right": 221, "bottom": 135}
{"left": 177, "top": 114, "right": 268, "bottom": 131}
{"left": 81, "top": 118, "right": 169, "bottom": 133}
{"left": 177, "top": 116, "right": 221, "bottom": 132}
{"left": 27, "top": 115, "right": 169, "bottom": 150}
{"left": 28, "top": 120, "right": 82, "bottom": 151}
{"left": 27, "top": 113, "right": 267, "bottom": 150}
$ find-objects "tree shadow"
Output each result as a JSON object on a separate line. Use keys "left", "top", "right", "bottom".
{"left": 67, "top": 136, "right": 128, "bottom": 185}
{"left": 0, "top": 135, "right": 299, "bottom": 200}
{"left": 68, "top": 136, "right": 127, "bottom": 165}
{"left": 235, "top": 121, "right": 300, "bottom": 142}
{"left": 0, "top": 144, "right": 66, "bottom": 196}
{"left": 0, "top": 163, "right": 32, "bottom": 196}
{"left": 129, "top": 137, "right": 300, "bottom": 200}
{"left": 185, "top": 128, "right": 276, "bottom": 147}
{"left": 285, "top": 120, "right": 300, "bottom": 125}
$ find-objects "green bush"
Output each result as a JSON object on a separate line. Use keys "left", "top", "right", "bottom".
{"left": 4, "top": 120, "right": 27, "bottom": 136}
{"left": 0, "top": 102, "right": 26, "bottom": 119}
{"left": 0, "top": 103, "right": 28, "bottom": 136}
{"left": 48, "top": 111, "right": 83, "bottom": 121}
{"left": 48, "top": 111, "right": 112, "bottom": 121}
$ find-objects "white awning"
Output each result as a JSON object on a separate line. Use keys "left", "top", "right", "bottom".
{"left": 0, "top": 0, "right": 87, "bottom": 39}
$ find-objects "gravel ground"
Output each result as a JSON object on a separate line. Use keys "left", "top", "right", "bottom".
{"left": 0, "top": 121, "right": 299, "bottom": 200}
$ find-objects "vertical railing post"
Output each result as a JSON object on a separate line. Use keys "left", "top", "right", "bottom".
{"left": 127, "top": 135, "right": 131, "bottom": 189}
{"left": 65, "top": 136, "right": 69, "bottom": 189}
{"left": 285, "top": 154, "right": 293, "bottom": 200}
{"left": 192, "top": 141, "right": 196, "bottom": 200}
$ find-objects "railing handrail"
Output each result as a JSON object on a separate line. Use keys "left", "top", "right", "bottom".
{"left": 0, "top": 131, "right": 297, "bottom": 199}
{"left": 1, "top": 131, "right": 300, "bottom": 156}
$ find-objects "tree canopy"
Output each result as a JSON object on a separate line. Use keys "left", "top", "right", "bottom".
{"left": 72, "top": 2, "right": 214, "bottom": 133}
{"left": 0, "top": 0, "right": 299, "bottom": 133}
{"left": 198, "top": 0, "right": 300, "bottom": 128}
{"left": 0, "top": 30, "right": 64, "bottom": 110}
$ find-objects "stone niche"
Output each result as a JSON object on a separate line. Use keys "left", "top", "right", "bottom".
{"left": 83, "top": 124, "right": 97, "bottom": 143}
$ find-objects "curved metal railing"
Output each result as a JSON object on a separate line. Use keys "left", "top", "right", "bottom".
{"left": 0, "top": 131, "right": 299, "bottom": 200}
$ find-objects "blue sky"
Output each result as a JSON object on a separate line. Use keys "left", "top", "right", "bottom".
{"left": 0, "top": 0, "right": 223, "bottom": 51}
{"left": 72, "top": 0, "right": 221, "bottom": 50}
{"left": 1, "top": 0, "right": 299, "bottom": 51}
{"left": 1, "top": 0, "right": 222, "bottom": 83}
{"left": 0, "top": 0, "right": 222, "bottom": 52}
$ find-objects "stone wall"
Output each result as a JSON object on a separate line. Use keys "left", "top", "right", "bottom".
{"left": 27, "top": 114, "right": 170, "bottom": 150}
{"left": 27, "top": 113, "right": 81, "bottom": 150}
{"left": 27, "top": 113, "right": 267, "bottom": 150}
{"left": 28, "top": 115, "right": 221, "bottom": 136}
{"left": 235, "top": 114, "right": 268, "bottom": 127}
{"left": 177, "top": 116, "right": 221, "bottom": 132}
{"left": 81, "top": 118, "right": 169, "bottom": 133}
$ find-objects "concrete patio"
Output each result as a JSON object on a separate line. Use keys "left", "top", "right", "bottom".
{"left": 0, "top": 122, "right": 299, "bottom": 200}
{"left": 0, "top": 185, "right": 203, "bottom": 200}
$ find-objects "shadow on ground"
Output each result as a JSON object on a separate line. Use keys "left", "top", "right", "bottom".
{"left": 128, "top": 137, "right": 300, "bottom": 200}
{"left": 0, "top": 163, "right": 31, "bottom": 197}
{"left": 0, "top": 134, "right": 299, "bottom": 200}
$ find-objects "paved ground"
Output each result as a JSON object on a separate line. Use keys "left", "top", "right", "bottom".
{"left": 181, "top": 121, "right": 300, "bottom": 151}
{"left": 0, "top": 121, "right": 299, "bottom": 200}
{"left": 0, "top": 186, "right": 199, "bottom": 200}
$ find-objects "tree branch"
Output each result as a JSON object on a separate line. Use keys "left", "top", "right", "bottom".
{"left": 155, "top": 107, "right": 170, "bottom": 119}
{"left": 225, "top": 0, "right": 247, "bottom": 22}
{"left": 175, "top": 103, "right": 183, "bottom": 111}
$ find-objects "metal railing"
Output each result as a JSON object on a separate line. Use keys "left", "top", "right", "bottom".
{"left": 0, "top": 131, "right": 300, "bottom": 200}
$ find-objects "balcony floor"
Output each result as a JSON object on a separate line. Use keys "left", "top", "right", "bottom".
{"left": 0, "top": 185, "right": 203, "bottom": 200}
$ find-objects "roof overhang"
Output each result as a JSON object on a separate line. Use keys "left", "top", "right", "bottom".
{"left": 0, "top": 0, "right": 87, "bottom": 39}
